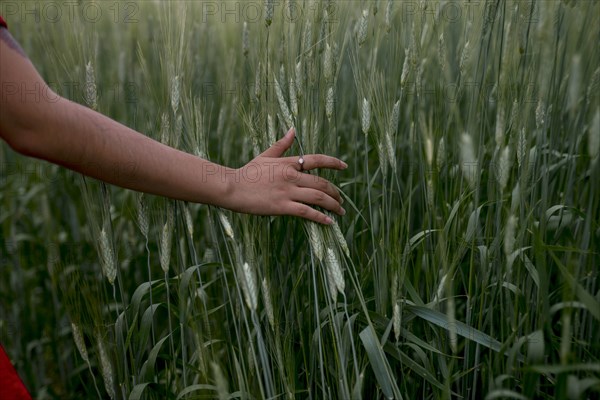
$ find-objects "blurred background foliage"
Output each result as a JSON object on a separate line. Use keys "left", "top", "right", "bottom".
{"left": 1, "top": 1, "right": 599, "bottom": 399}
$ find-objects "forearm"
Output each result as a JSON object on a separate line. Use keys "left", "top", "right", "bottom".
{"left": 18, "top": 96, "right": 233, "bottom": 206}
{"left": 0, "top": 27, "right": 231, "bottom": 207}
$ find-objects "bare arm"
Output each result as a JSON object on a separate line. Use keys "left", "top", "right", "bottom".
{"left": 0, "top": 27, "right": 346, "bottom": 224}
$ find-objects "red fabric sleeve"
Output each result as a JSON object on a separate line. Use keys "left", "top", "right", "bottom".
{"left": 0, "top": 16, "right": 7, "bottom": 29}
{"left": 0, "top": 345, "right": 32, "bottom": 400}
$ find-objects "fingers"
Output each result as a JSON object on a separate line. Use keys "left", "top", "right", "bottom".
{"left": 254, "top": 139, "right": 348, "bottom": 224}
{"left": 286, "top": 154, "right": 348, "bottom": 171}
{"left": 260, "top": 127, "right": 295, "bottom": 158}
{"left": 296, "top": 174, "right": 342, "bottom": 204}
{"left": 293, "top": 188, "right": 345, "bottom": 216}
{"left": 285, "top": 202, "right": 334, "bottom": 225}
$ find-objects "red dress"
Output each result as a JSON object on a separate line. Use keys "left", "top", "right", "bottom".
{"left": 1, "top": 18, "right": 33, "bottom": 399}
{"left": 0, "top": 345, "right": 32, "bottom": 400}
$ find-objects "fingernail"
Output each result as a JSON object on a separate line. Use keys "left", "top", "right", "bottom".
{"left": 325, "top": 217, "right": 334, "bottom": 225}
{"left": 340, "top": 197, "right": 344, "bottom": 204}
{"left": 341, "top": 161, "right": 348, "bottom": 169}
{"left": 286, "top": 127, "right": 295, "bottom": 137}
{"left": 340, "top": 208, "right": 346, "bottom": 216}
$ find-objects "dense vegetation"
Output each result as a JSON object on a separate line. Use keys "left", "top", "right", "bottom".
{"left": 1, "top": 1, "right": 599, "bottom": 399}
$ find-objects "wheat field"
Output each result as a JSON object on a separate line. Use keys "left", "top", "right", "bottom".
{"left": 0, "top": 1, "right": 599, "bottom": 399}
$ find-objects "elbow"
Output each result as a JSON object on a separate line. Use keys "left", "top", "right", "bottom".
{"left": 3, "top": 127, "right": 42, "bottom": 158}
{"left": 1, "top": 88, "right": 60, "bottom": 159}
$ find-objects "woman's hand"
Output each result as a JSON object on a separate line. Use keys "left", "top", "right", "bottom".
{"left": 224, "top": 128, "right": 347, "bottom": 225}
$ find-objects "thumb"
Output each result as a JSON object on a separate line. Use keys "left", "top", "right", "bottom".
{"left": 261, "top": 127, "right": 295, "bottom": 158}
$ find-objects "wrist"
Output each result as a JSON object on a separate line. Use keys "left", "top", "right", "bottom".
{"left": 220, "top": 166, "right": 238, "bottom": 209}
{"left": 199, "top": 163, "right": 238, "bottom": 209}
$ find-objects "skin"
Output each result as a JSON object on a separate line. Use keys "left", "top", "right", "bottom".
{"left": 0, "top": 27, "right": 347, "bottom": 225}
